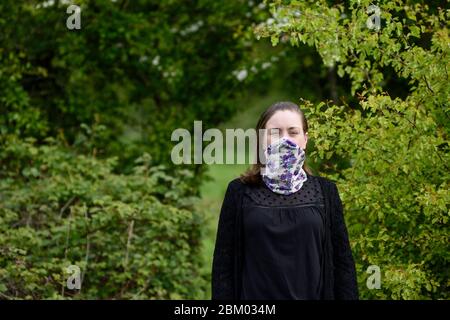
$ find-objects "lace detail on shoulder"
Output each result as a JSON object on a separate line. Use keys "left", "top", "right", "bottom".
{"left": 244, "top": 174, "right": 324, "bottom": 207}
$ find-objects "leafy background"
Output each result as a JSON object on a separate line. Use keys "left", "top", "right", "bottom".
{"left": 0, "top": 0, "right": 448, "bottom": 299}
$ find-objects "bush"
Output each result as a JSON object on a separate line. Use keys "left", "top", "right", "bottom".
{"left": 0, "top": 137, "right": 207, "bottom": 299}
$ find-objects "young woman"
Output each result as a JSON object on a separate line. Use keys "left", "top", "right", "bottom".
{"left": 211, "top": 101, "right": 358, "bottom": 300}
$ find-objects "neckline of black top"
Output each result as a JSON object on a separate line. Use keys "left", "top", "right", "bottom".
{"left": 243, "top": 173, "right": 325, "bottom": 207}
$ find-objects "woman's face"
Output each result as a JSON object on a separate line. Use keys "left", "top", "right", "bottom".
{"left": 265, "top": 110, "right": 308, "bottom": 149}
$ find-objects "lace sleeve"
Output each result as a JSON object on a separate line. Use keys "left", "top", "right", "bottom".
{"left": 330, "top": 182, "right": 359, "bottom": 300}
{"left": 211, "top": 180, "right": 238, "bottom": 300}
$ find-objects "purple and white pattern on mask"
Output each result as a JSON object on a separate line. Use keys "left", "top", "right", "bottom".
{"left": 260, "top": 137, "right": 307, "bottom": 195}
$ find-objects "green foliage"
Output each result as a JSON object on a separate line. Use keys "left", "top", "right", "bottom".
{"left": 256, "top": 0, "right": 449, "bottom": 299}
{"left": 0, "top": 136, "right": 206, "bottom": 299}
{"left": 0, "top": 0, "right": 261, "bottom": 173}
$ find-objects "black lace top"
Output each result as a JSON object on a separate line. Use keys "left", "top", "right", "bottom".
{"left": 240, "top": 174, "right": 326, "bottom": 299}
{"left": 211, "top": 174, "right": 359, "bottom": 300}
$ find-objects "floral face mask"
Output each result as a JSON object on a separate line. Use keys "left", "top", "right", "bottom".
{"left": 260, "top": 137, "right": 307, "bottom": 195}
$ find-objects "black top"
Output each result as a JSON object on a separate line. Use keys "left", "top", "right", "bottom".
{"left": 211, "top": 174, "right": 359, "bottom": 300}
{"left": 240, "top": 174, "right": 326, "bottom": 300}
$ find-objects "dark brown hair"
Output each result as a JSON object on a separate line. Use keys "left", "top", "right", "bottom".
{"left": 240, "top": 101, "right": 312, "bottom": 185}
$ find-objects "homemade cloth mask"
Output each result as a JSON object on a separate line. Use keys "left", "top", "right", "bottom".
{"left": 260, "top": 137, "right": 307, "bottom": 195}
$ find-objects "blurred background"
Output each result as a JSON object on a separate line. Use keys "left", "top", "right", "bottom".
{"left": 0, "top": 0, "right": 448, "bottom": 299}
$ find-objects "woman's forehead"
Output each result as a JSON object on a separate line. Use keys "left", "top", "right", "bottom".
{"left": 266, "top": 110, "right": 303, "bottom": 129}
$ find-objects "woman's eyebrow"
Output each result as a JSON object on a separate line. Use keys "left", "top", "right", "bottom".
{"left": 288, "top": 126, "right": 301, "bottom": 130}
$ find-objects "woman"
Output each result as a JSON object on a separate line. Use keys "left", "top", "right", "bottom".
{"left": 211, "top": 101, "right": 358, "bottom": 300}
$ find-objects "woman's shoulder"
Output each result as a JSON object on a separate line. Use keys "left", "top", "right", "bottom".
{"left": 225, "top": 176, "right": 260, "bottom": 198}
{"left": 220, "top": 177, "right": 247, "bottom": 207}
{"left": 310, "top": 173, "right": 334, "bottom": 184}
{"left": 308, "top": 173, "right": 339, "bottom": 193}
{"left": 227, "top": 177, "right": 247, "bottom": 191}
